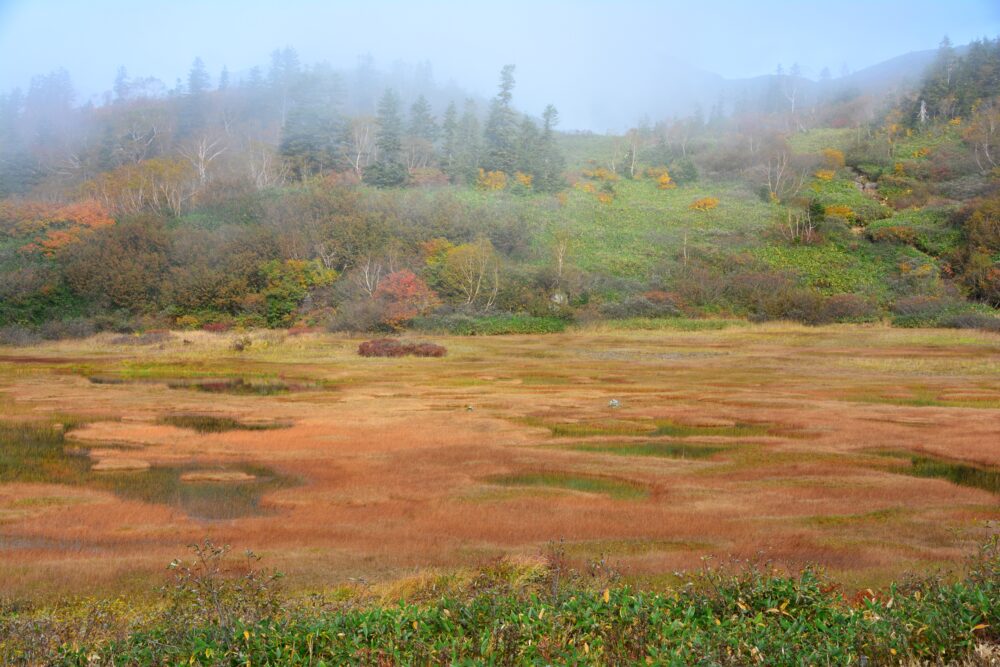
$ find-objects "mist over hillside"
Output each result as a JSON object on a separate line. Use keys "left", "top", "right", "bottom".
{"left": 2, "top": 0, "right": 998, "bottom": 131}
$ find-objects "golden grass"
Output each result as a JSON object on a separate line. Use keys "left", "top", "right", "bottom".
{"left": 0, "top": 323, "right": 997, "bottom": 600}
{"left": 90, "top": 458, "right": 151, "bottom": 472}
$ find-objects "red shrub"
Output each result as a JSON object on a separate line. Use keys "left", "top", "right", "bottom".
{"left": 202, "top": 322, "right": 232, "bottom": 333}
{"left": 358, "top": 339, "right": 447, "bottom": 358}
{"left": 373, "top": 270, "right": 439, "bottom": 329}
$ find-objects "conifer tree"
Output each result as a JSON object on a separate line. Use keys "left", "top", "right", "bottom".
{"left": 482, "top": 65, "right": 519, "bottom": 174}
{"left": 364, "top": 88, "right": 408, "bottom": 187}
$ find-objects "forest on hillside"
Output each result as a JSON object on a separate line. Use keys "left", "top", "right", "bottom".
{"left": 1, "top": 38, "right": 999, "bottom": 342}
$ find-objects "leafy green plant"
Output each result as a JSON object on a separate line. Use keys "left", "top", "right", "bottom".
{"left": 44, "top": 537, "right": 999, "bottom": 666}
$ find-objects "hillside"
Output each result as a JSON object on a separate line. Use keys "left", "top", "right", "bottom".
{"left": 0, "top": 39, "right": 999, "bottom": 342}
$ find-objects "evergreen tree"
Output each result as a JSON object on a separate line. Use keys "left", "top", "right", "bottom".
{"left": 911, "top": 36, "right": 1000, "bottom": 124}
{"left": 364, "top": 88, "right": 408, "bottom": 187}
{"left": 409, "top": 95, "right": 438, "bottom": 142}
{"left": 187, "top": 57, "right": 210, "bottom": 96}
{"left": 453, "top": 99, "right": 481, "bottom": 184}
{"left": 279, "top": 67, "right": 344, "bottom": 179}
{"left": 440, "top": 101, "right": 459, "bottom": 181}
{"left": 179, "top": 57, "right": 210, "bottom": 138}
{"left": 515, "top": 117, "right": 541, "bottom": 180}
{"left": 537, "top": 104, "right": 565, "bottom": 192}
{"left": 113, "top": 66, "right": 129, "bottom": 103}
{"left": 405, "top": 94, "right": 438, "bottom": 169}
{"left": 482, "top": 64, "right": 519, "bottom": 174}
{"left": 269, "top": 47, "right": 302, "bottom": 126}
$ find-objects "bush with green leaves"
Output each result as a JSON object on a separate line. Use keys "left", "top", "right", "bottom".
{"left": 38, "top": 537, "right": 999, "bottom": 666}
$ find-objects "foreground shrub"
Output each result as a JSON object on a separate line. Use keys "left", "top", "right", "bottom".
{"left": 358, "top": 338, "right": 447, "bottom": 357}
{"left": 38, "top": 537, "right": 1000, "bottom": 666}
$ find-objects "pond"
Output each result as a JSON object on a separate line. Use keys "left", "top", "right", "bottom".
{"left": 0, "top": 421, "right": 292, "bottom": 519}
{"left": 873, "top": 449, "right": 1000, "bottom": 495}
{"left": 88, "top": 375, "right": 319, "bottom": 395}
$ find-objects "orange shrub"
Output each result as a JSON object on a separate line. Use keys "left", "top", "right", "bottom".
{"left": 514, "top": 172, "right": 533, "bottom": 188}
{"left": 689, "top": 197, "right": 719, "bottom": 212}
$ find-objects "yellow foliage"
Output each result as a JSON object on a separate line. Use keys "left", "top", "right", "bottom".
{"left": 477, "top": 169, "right": 508, "bottom": 191}
{"left": 814, "top": 170, "right": 835, "bottom": 181}
{"left": 948, "top": 117, "right": 962, "bottom": 126}
{"left": 597, "top": 192, "right": 614, "bottom": 204}
{"left": 555, "top": 192, "right": 568, "bottom": 207}
{"left": 820, "top": 148, "right": 845, "bottom": 169}
{"left": 581, "top": 167, "right": 618, "bottom": 182}
{"left": 911, "top": 147, "right": 930, "bottom": 159}
{"left": 689, "top": 196, "right": 719, "bottom": 213}
{"left": 894, "top": 162, "right": 905, "bottom": 175}
{"left": 514, "top": 171, "right": 533, "bottom": 188}
{"left": 824, "top": 204, "right": 854, "bottom": 220}
{"left": 657, "top": 171, "right": 676, "bottom": 190}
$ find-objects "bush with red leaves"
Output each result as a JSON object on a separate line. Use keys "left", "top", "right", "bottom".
{"left": 357, "top": 339, "right": 447, "bottom": 358}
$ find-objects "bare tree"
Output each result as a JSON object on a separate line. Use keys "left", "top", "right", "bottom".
{"left": 180, "top": 135, "right": 227, "bottom": 185}
{"left": 965, "top": 97, "right": 1000, "bottom": 174}
{"left": 778, "top": 208, "right": 818, "bottom": 245}
{"left": 755, "top": 137, "right": 811, "bottom": 203}
{"left": 551, "top": 224, "right": 574, "bottom": 281}
{"left": 354, "top": 255, "right": 384, "bottom": 297}
{"left": 347, "top": 116, "right": 376, "bottom": 176}
{"left": 245, "top": 140, "right": 288, "bottom": 190}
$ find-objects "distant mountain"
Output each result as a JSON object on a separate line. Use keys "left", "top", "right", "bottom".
{"left": 579, "top": 44, "right": 957, "bottom": 131}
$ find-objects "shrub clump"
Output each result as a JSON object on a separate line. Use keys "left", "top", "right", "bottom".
{"left": 890, "top": 296, "right": 985, "bottom": 328}
{"left": 599, "top": 294, "right": 681, "bottom": 319}
{"left": 357, "top": 338, "right": 447, "bottom": 358}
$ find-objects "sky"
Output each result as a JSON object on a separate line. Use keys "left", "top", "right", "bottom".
{"left": 1, "top": 0, "right": 999, "bottom": 130}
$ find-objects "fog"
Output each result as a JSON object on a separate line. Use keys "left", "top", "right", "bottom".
{"left": 1, "top": 0, "right": 999, "bottom": 130}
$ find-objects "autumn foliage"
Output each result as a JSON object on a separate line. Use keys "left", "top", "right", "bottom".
{"left": 824, "top": 204, "right": 855, "bottom": 221}
{"left": 821, "top": 148, "right": 846, "bottom": 170}
{"left": 477, "top": 169, "right": 508, "bottom": 191}
{"left": 688, "top": 197, "right": 719, "bottom": 213}
{"left": 357, "top": 338, "right": 447, "bottom": 357}
{"left": 373, "top": 270, "right": 439, "bottom": 329}
{"left": 1, "top": 199, "right": 115, "bottom": 256}
{"left": 646, "top": 167, "right": 676, "bottom": 190}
